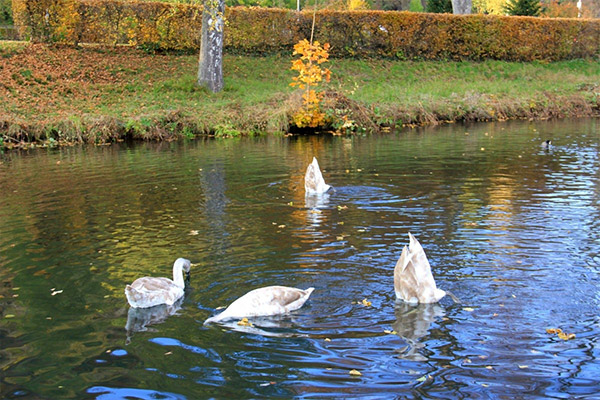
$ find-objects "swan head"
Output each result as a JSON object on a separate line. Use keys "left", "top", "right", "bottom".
{"left": 175, "top": 258, "right": 192, "bottom": 281}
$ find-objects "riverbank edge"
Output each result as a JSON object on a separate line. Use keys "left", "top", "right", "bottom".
{"left": 1, "top": 42, "right": 599, "bottom": 150}
{"left": 2, "top": 91, "right": 598, "bottom": 150}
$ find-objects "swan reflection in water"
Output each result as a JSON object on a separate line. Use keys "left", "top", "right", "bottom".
{"left": 392, "top": 302, "right": 445, "bottom": 361}
{"left": 125, "top": 299, "right": 183, "bottom": 344}
{"left": 213, "top": 315, "right": 308, "bottom": 338}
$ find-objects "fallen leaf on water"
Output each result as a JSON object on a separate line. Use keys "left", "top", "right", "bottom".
{"left": 189, "top": 230, "right": 199, "bottom": 236}
{"left": 349, "top": 369, "right": 362, "bottom": 376}
{"left": 311, "top": 210, "right": 322, "bottom": 214}
{"left": 337, "top": 205, "right": 348, "bottom": 210}
{"left": 518, "top": 365, "right": 528, "bottom": 369}
{"left": 485, "top": 366, "right": 493, "bottom": 370}
{"left": 384, "top": 329, "right": 397, "bottom": 334}
{"left": 287, "top": 202, "right": 293, "bottom": 206}
{"left": 463, "top": 307, "right": 474, "bottom": 312}
{"left": 324, "top": 338, "right": 331, "bottom": 342}
{"left": 51, "top": 289, "right": 63, "bottom": 296}
{"left": 278, "top": 225, "right": 286, "bottom": 228}
{"left": 336, "top": 236, "right": 344, "bottom": 240}
{"left": 361, "top": 298, "right": 372, "bottom": 307}
{"left": 416, "top": 374, "right": 431, "bottom": 382}
{"left": 557, "top": 331, "right": 576, "bottom": 340}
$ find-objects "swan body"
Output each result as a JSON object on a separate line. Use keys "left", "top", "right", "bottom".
{"left": 204, "top": 286, "right": 314, "bottom": 324}
{"left": 125, "top": 258, "right": 191, "bottom": 308}
{"left": 394, "top": 233, "right": 445, "bottom": 304}
{"left": 305, "top": 157, "right": 331, "bottom": 195}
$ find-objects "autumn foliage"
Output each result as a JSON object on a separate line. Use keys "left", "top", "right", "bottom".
{"left": 290, "top": 39, "right": 331, "bottom": 128}
{"left": 11, "top": 1, "right": 600, "bottom": 61}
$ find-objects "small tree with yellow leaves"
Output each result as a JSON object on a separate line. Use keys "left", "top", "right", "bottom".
{"left": 290, "top": 39, "right": 331, "bottom": 128}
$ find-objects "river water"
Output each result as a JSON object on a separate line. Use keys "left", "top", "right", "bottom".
{"left": 1, "top": 118, "right": 599, "bottom": 399}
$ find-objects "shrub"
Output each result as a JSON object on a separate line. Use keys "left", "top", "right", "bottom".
{"left": 426, "top": 0, "right": 453, "bottom": 13}
{"left": 11, "top": 1, "right": 600, "bottom": 61}
{"left": 505, "top": 0, "right": 542, "bottom": 15}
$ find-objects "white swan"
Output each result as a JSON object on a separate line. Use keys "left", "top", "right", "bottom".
{"left": 305, "top": 157, "right": 331, "bottom": 195}
{"left": 204, "top": 286, "right": 314, "bottom": 324}
{"left": 125, "top": 258, "right": 191, "bottom": 308}
{"left": 394, "top": 233, "right": 445, "bottom": 304}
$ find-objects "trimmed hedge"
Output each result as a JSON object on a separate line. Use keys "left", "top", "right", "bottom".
{"left": 12, "top": 0, "right": 600, "bottom": 61}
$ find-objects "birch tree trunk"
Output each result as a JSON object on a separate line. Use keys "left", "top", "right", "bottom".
{"left": 197, "top": 0, "right": 225, "bottom": 93}
{"left": 451, "top": 0, "right": 471, "bottom": 13}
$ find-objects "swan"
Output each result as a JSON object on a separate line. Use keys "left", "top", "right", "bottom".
{"left": 125, "top": 258, "right": 191, "bottom": 308}
{"left": 394, "top": 233, "right": 445, "bottom": 304}
{"left": 305, "top": 157, "right": 331, "bottom": 195}
{"left": 204, "top": 286, "right": 314, "bottom": 324}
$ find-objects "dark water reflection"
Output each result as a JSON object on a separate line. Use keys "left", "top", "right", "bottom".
{"left": 1, "top": 118, "right": 599, "bottom": 398}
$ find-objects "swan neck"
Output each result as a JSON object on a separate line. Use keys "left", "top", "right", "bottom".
{"left": 172, "top": 262, "right": 185, "bottom": 288}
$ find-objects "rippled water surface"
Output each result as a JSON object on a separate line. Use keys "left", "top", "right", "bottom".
{"left": 1, "top": 119, "right": 599, "bottom": 399}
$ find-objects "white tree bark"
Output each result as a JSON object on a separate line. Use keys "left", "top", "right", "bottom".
{"left": 198, "top": 0, "right": 225, "bottom": 93}
{"left": 451, "top": 0, "right": 472, "bottom": 14}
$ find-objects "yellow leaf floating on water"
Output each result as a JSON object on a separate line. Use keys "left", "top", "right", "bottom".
{"left": 324, "top": 338, "right": 331, "bottom": 342}
{"left": 237, "top": 318, "right": 253, "bottom": 327}
{"left": 518, "top": 365, "right": 528, "bottom": 369}
{"left": 463, "top": 307, "right": 474, "bottom": 312}
{"left": 349, "top": 369, "right": 362, "bottom": 376}
{"left": 361, "top": 298, "right": 372, "bottom": 307}
{"left": 557, "top": 331, "right": 576, "bottom": 340}
{"left": 547, "top": 327, "right": 576, "bottom": 340}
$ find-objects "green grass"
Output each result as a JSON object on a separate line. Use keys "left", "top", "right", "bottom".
{"left": 1, "top": 41, "right": 599, "bottom": 145}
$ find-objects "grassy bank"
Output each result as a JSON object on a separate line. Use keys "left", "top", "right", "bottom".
{"left": 1, "top": 42, "right": 599, "bottom": 148}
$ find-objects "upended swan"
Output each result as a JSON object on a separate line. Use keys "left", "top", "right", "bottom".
{"left": 125, "top": 258, "right": 191, "bottom": 308}
{"left": 394, "top": 233, "right": 446, "bottom": 304}
{"left": 204, "top": 286, "right": 314, "bottom": 324}
{"left": 305, "top": 157, "right": 331, "bottom": 195}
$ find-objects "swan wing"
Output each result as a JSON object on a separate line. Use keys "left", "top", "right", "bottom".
{"left": 305, "top": 157, "right": 330, "bottom": 195}
{"left": 205, "top": 286, "right": 314, "bottom": 324}
{"left": 394, "top": 233, "right": 445, "bottom": 303}
{"left": 125, "top": 277, "right": 183, "bottom": 308}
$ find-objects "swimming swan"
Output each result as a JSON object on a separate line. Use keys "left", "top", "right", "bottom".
{"left": 394, "top": 233, "right": 445, "bottom": 304}
{"left": 204, "top": 286, "right": 314, "bottom": 324}
{"left": 305, "top": 157, "right": 331, "bottom": 195}
{"left": 125, "top": 258, "right": 191, "bottom": 308}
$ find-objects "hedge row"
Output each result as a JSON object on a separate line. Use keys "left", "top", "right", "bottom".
{"left": 12, "top": 0, "right": 600, "bottom": 61}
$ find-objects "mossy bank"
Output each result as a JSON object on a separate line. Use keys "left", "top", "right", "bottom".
{"left": 1, "top": 42, "right": 599, "bottom": 149}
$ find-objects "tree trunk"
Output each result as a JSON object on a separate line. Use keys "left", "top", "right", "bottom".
{"left": 197, "top": 0, "right": 225, "bottom": 93}
{"left": 451, "top": 0, "right": 471, "bottom": 13}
